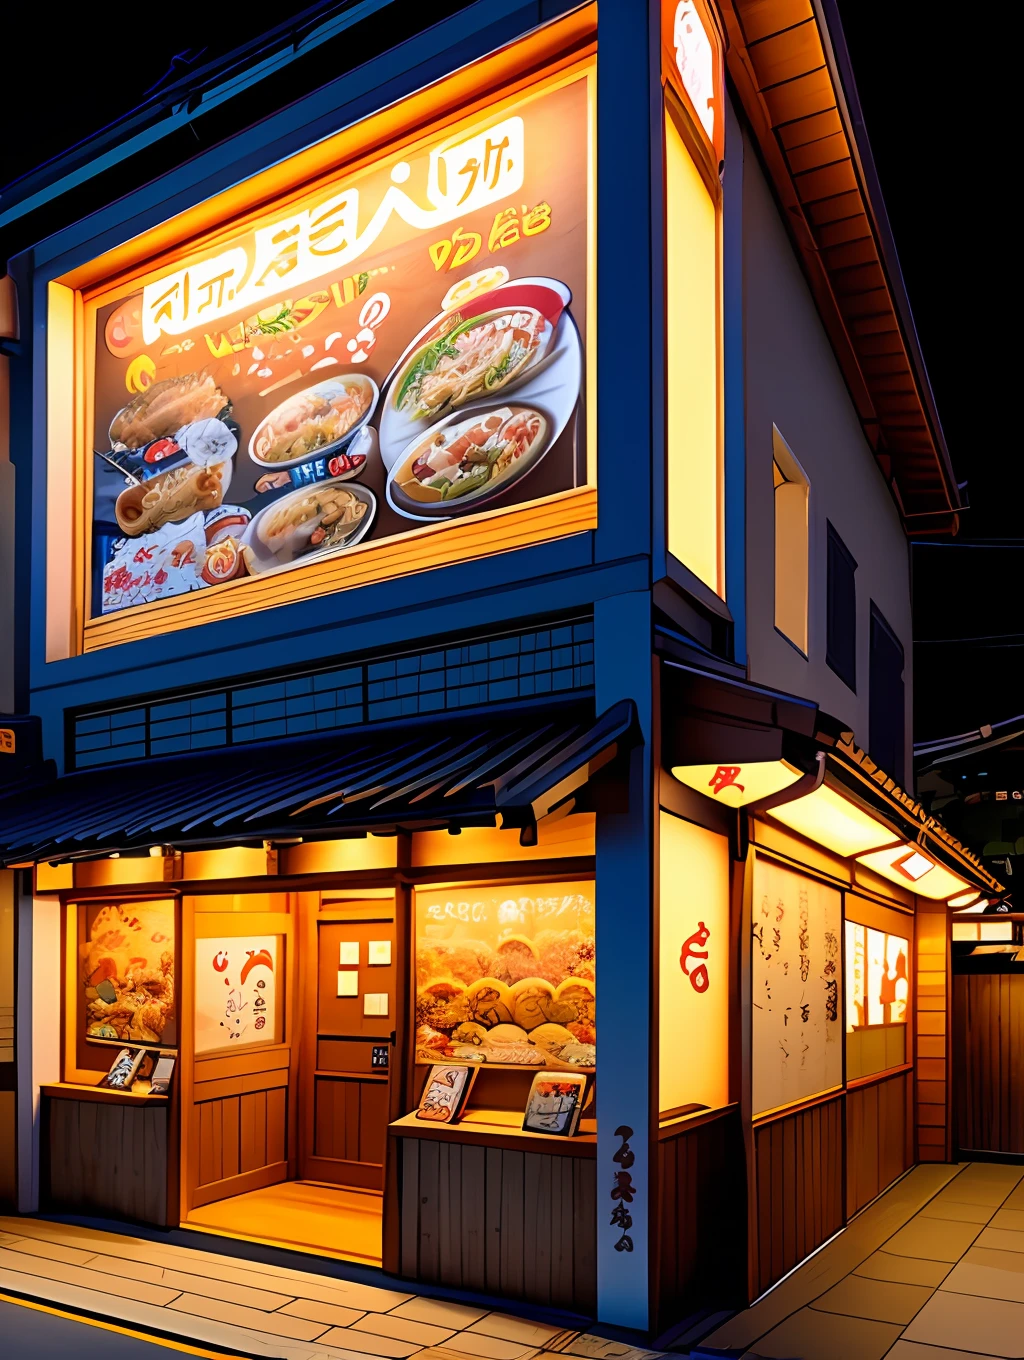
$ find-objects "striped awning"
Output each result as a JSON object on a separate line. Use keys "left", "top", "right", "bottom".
{"left": 0, "top": 699, "right": 636, "bottom": 865}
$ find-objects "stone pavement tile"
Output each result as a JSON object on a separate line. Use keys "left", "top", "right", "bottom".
{"left": 557, "top": 1341, "right": 663, "bottom": 1360}
{"left": 966, "top": 1245, "right": 1024, "bottom": 1275}
{"left": 312, "top": 1326, "right": 424, "bottom": 1358}
{"left": 389, "top": 1300, "right": 489, "bottom": 1329}
{"left": 0, "top": 1244, "right": 180, "bottom": 1307}
{"left": 941, "top": 1256, "right": 1024, "bottom": 1305}
{"left": 169, "top": 1292, "right": 330, "bottom": 1342}
{"left": 351, "top": 1313, "right": 457, "bottom": 1346}
{"left": 809, "top": 1274, "right": 933, "bottom": 1324}
{"left": 466, "top": 1315, "right": 567, "bottom": 1347}
{"left": 903, "top": 1291, "right": 1024, "bottom": 1359}
{"left": 887, "top": 1343, "right": 1006, "bottom": 1360}
{"left": 975, "top": 1227, "right": 1024, "bottom": 1255}
{"left": 0, "top": 1229, "right": 98, "bottom": 1267}
{"left": 1002, "top": 1183, "right": 1024, "bottom": 1211}
{"left": 739, "top": 1307, "right": 901, "bottom": 1360}
{"left": 940, "top": 1167, "right": 1023, "bottom": 1208}
{"left": 883, "top": 1216, "right": 982, "bottom": 1262}
{"left": 853, "top": 1250, "right": 951, "bottom": 1287}
{"left": 443, "top": 1333, "right": 542, "bottom": 1360}
{"left": 280, "top": 1299, "right": 369, "bottom": 1329}
{"left": 917, "top": 1196, "right": 995, "bottom": 1224}
{"left": 990, "top": 1208, "right": 1024, "bottom": 1232}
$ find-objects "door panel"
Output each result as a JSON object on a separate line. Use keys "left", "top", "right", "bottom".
{"left": 185, "top": 905, "right": 296, "bottom": 1213}
{"left": 301, "top": 901, "right": 397, "bottom": 1190}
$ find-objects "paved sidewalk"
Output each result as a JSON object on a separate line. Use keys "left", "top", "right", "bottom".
{"left": 0, "top": 1215, "right": 661, "bottom": 1360}
{"left": 699, "top": 1162, "right": 1024, "bottom": 1360}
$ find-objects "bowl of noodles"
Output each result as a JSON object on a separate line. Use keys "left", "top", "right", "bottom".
{"left": 248, "top": 374, "right": 378, "bottom": 470}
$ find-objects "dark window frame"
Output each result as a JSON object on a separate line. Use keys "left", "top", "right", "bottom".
{"left": 868, "top": 602, "right": 906, "bottom": 784}
{"left": 826, "top": 521, "right": 857, "bottom": 692}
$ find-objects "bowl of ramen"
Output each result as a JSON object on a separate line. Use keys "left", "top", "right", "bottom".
{"left": 240, "top": 481, "right": 376, "bottom": 573}
{"left": 390, "top": 307, "right": 552, "bottom": 425}
{"left": 109, "top": 372, "right": 229, "bottom": 450}
{"left": 388, "top": 405, "right": 551, "bottom": 519}
{"left": 248, "top": 375, "right": 377, "bottom": 469}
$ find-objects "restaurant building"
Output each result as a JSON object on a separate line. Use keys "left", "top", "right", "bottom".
{"left": 0, "top": 0, "right": 1002, "bottom": 1337}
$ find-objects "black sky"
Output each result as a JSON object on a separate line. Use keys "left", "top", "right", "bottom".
{"left": 1, "top": 4, "right": 1017, "bottom": 738}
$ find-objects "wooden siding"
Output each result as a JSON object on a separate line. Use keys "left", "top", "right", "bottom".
{"left": 915, "top": 903, "right": 950, "bottom": 1160}
{"left": 192, "top": 1085, "right": 287, "bottom": 1208}
{"left": 44, "top": 1095, "right": 168, "bottom": 1226}
{"left": 753, "top": 1095, "right": 844, "bottom": 1297}
{"left": 314, "top": 1075, "right": 389, "bottom": 1170}
{"left": 396, "top": 1135, "right": 596, "bottom": 1314}
{"left": 846, "top": 1070, "right": 911, "bottom": 1217}
{"left": 721, "top": 0, "right": 959, "bottom": 527}
{"left": 657, "top": 1108, "right": 746, "bottom": 1329}
{"left": 953, "top": 973, "right": 1024, "bottom": 1156}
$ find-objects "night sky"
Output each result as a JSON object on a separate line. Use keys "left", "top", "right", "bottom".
{"left": 1, "top": 4, "right": 1017, "bottom": 740}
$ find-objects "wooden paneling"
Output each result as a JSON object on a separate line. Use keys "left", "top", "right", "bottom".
{"left": 192, "top": 1085, "right": 287, "bottom": 1204}
{"left": 915, "top": 903, "right": 950, "bottom": 1160}
{"left": 314, "top": 1076, "right": 389, "bottom": 1169}
{"left": 846, "top": 1070, "right": 911, "bottom": 1217}
{"left": 657, "top": 1108, "right": 746, "bottom": 1330}
{"left": 44, "top": 1093, "right": 168, "bottom": 1226}
{"left": 396, "top": 1134, "right": 596, "bottom": 1313}
{"left": 953, "top": 973, "right": 1024, "bottom": 1156}
{"left": 753, "top": 1095, "right": 843, "bottom": 1297}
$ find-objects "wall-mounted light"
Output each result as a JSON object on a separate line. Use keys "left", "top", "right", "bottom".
{"left": 670, "top": 758, "right": 803, "bottom": 808}
{"left": 767, "top": 782, "right": 900, "bottom": 858}
{"left": 948, "top": 890, "right": 981, "bottom": 909}
{"left": 856, "top": 844, "right": 971, "bottom": 901}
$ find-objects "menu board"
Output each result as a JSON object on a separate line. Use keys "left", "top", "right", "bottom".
{"left": 414, "top": 880, "right": 595, "bottom": 1071}
{"left": 80, "top": 900, "right": 176, "bottom": 1046}
{"left": 194, "top": 935, "right": 281, "bottom": 1053}
{"left": 87, "top": 68, "right": 591, "bottom": 619}
{"left": 752, "top": 859, "right": 841, "bottom": 1116}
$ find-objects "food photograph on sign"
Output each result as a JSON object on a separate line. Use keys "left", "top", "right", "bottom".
{"left": 88, "top": 70, "right": 591, "bottom": 617}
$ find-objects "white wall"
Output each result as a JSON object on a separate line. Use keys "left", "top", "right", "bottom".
{"left": 740, "top": 123, "right": 914, "bottom": 775}
{"left": 16, "top": 893, "right": 61, "bottom": 1212}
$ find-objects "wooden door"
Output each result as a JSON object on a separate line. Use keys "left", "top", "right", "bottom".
{"left": 300, "top": 895, "right": 397, "bottom": 1190}
{"left": 184, "top": 903, "right": 297, "bottom": 1211}
{"left": 953, "top": 971, "right": 1024, "bottom": 1155}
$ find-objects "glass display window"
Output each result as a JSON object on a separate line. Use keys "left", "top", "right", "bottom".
{"left": 78, "top": 899, "right": 177, "bottom": 1049}
{"left": 414, "top": 879, "right": 595, "bottom": 1072}
{"left": 845, "top": 922, "right": 909, "bottom": 1029}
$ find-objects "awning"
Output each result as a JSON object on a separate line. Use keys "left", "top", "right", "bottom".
{"left": 0, "top": 698, "right": 637, "bottom": 866}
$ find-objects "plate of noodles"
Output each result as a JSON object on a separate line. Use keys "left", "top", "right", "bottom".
{"left": 248, "top": 374, "right": 378, "bottom": 470}
{"left": 239, "top": 480, "right": 376, "bottom": 573}
{"left": 378, "top": 277, "right": 576, "bottom": 471}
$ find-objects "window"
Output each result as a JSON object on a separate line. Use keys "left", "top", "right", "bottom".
{"left": 826, "top": 522, "right": 857, "bottom": 690}
{"left": 869, "top": 604, "right": 905, "bottom": 783}
{"left": 665, "top": 102, "right": 721, "bottom": 595}
{"left": 772, "top": 426, "right": 809, "bottom": 653}
{"left": 845, "top": 919, "right": 909, "bottom": 1079}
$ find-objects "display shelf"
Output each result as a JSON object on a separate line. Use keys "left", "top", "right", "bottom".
{"left": 41, "top": 1082, "right": 169, "bottom": 1106}
{"left": 389, "top": 1106, "right": 596, "bottom": 1157}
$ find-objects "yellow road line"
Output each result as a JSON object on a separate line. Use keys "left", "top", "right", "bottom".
{"left": 0, "top": 1289, "right": 240, "bottom": 1358}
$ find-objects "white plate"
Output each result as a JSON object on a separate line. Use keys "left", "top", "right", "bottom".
{"left": 378, "top": 277, "right": 573, "bottom": 471}
{"left": 240, "top": 480, "right": 377, "bottom": 575}
{"left": 384, "top": 311, "right": 582, "bottom": 521}
{"left": 248, "top": 374, "right": 378, "bottom": 470}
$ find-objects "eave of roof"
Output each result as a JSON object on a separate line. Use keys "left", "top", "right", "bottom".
{"left": 719, "top": 0, "right": 963, "bottom": 534}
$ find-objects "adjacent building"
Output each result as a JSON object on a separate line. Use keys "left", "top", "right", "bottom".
{"left": 0, "top": 0, "right": 1002, "bottom": 1336}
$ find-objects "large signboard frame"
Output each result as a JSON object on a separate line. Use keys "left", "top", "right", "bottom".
{"left": 46, "top": 18, "right": 596, "bottom": 656}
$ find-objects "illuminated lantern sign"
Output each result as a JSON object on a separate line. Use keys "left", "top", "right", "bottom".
{"left": 661, "top": 0, "right": 724, "bottom": 164}
{"left": 670, "top": 759, "right": 804, "bottom": 808}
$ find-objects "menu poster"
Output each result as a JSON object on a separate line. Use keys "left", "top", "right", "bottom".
{"left": 88, "top": 70, "right": 591, "bottom": 618}
{"left": 751, "top": 859, "right": 842, "bottom": 1116}
{"left": 194, "top": 936, "right": 281, "bottom": 1054}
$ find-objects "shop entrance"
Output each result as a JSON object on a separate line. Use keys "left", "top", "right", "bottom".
{"left": 181, "top": 891, "right": 396, "bottom": 1263}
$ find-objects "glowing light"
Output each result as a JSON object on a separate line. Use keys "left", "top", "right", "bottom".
{"left": 670, "top": 759, "right": 803, "bottom": 808}
{"left": 891, "top": 849, "right": 935, "bottom": 882}
{"left": 767, "top": 783, "right": 899, "bottom": 858}
{"left": 857, "top": 844, "right": 972, "bottom": 901}
{"left": 948, "top": 890, "right": 981, "bottom": 909}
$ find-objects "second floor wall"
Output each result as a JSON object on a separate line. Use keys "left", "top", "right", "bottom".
{"left": 740, "top": 118, "right": 913, "bottom": 783}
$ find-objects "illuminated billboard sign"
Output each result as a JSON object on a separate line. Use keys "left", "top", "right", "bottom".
{"left": 80, "top": 59, "right": 593, "bottom": 632}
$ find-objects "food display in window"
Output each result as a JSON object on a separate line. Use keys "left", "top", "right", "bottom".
{"left": 414, "top": 882, "right": 595, "bottom": 1070}
{"left": 81, "top": 901, "right": 176, "bottom": 1045}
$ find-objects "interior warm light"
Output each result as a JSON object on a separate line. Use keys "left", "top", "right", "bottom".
{"left": 767, "top": 783, "right": 900, "bottom": 857}
{"left": 892, "top": 849, "right": 935, "bottom": 882}
{"left": 953, "top": 899, "right": 988, "bottom": 914}
{"left": 857, "top": 844, "right": 971, "bottom": 900}
{"left": 948, "top": 890, "right": 981, "bottom": 908}
{"left": 670, "top": 758, "right": 803, "bottom": 808}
